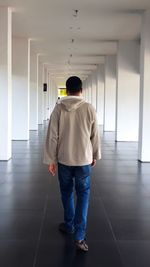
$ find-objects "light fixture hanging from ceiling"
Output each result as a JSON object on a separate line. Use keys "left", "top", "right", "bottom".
{"left": 73, "top": 9, "right": 79, "bottom": 18}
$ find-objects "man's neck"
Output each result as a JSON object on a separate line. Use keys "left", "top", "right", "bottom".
{"left": 67, "top": 92, "right": 82, "bottom": 97}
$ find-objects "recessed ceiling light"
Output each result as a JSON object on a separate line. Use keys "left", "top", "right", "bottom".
{"left": 73, "top": 9, "right": 79, "bottom": 18}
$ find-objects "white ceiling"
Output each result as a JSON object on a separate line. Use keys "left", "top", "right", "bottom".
{"left": 0, "top": 0, "right": 149, "bottom": 86}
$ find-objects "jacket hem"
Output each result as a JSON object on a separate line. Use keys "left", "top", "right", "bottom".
{"left": 58, "top": 160, "right": 93, "bottom": 166}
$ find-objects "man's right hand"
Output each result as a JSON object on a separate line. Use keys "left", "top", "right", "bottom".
{"left": 48, "top": 163, "right": 57, "bottom": 176}
{"left": 91, "top": 159, "right": 96, "bottom": 167}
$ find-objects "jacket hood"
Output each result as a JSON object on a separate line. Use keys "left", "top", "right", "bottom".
{"left": 60, "top": 96, "right": 85, "bottom": 111}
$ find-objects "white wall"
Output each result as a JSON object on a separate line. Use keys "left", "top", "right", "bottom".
{"left": 12, "top": 38, "right": 29, "bottom": 140}
{"left": 30, "top": 49, "right": 38, "bottom": 130}
{"left": 116, "top": 41, "right": 140, "bottom": 141}
{"left": 104, "top": 55, "right": 116, "bottom": 131}
{"left": 0, "top": 7, "right": 12, "bottom": 160}
{"left": 96, "top": 64, "right": 104, "bottom": 125}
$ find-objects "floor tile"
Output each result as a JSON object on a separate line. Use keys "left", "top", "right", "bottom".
{"left": 0, "top": 195, "right": 46, "bottom": 211}
{"left": 0, "top": 211, "right": 42, "bottom": 241}
{"left": 117, "top": 241, "right": 150, "bottom": 267}
{"left": 101, "top": 196, "right": 150, "bottom": 219}
{"left": 111, "top": 218, "right": 150, "bottom": 241}
{"left": 36, "top": 241, "right": 123, "bottom": 267}
{"left": 0, "top": 241, "right": 36, "bottom": 267}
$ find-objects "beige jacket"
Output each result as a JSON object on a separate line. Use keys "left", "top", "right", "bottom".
{"left": 43, "top": 96, "right": 101, "bottom": 166}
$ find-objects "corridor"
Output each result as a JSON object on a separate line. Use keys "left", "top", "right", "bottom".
{"left": 0, "top": 124, "right": 150, "bottom": 267}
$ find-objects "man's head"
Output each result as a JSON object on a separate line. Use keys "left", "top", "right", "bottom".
{"left": 66, "top": 76, "right": 82, "bottom": 95}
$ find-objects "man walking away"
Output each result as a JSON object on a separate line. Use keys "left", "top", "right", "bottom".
{"left": 44, "top": 76, "right": 101, "bottom": 252}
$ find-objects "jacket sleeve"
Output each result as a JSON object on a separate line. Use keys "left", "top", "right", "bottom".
{"left": 43, "top": 105, "right": 60, "bottom": 165}
{"left": 90, "top": 108, "right": 101, "bottom": 160}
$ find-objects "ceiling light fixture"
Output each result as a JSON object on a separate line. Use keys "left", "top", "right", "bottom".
{"left": 73, "top": 9, "right": 79, "bottom": 18}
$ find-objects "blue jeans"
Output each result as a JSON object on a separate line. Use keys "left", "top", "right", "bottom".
{"left": 58, "top": 162, "right": 91, "bottom": 241}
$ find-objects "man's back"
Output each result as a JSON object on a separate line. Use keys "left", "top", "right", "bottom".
{"left": 44, "top": 96, "right": 101, "bottom": 166}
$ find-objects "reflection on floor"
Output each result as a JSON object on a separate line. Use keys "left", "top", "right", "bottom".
{"left": 0, "top": 123, "right": 150, "bottom": 267}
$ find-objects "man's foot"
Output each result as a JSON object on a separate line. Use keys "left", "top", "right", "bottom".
{"left": 59, "top": 223, "right": 74, "bottom": 234}
{"left": 75, "top": 240, "right": 88, "bottom": 252}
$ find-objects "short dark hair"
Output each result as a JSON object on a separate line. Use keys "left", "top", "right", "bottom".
{"left": 66, "top": 76, "right": 82, "bottom": 93}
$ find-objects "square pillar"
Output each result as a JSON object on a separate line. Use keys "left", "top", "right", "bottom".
{"left": 104, "top": 55, "right": 116, "bottom": 131}
{"left": 30, "top": 48, "right": 38, "bottom": 130}
{"left": 116, "top": 41, "right": 140, "bottom": 141}
{"left": 12, "top": 38, "right": 30, "bottom": 140}
{"left": 91, "top": 72, "right": 97, "bottom": 110}
{"left": 84, "top": 80, "right": 88, "bottom": 102}
{"left": 88, "top": 78, "right": 92, "bottom": 104}
{"left": 139, "top": 10, "right": 150, "bottom": 161}
{"left": 96, "top": 64, "right": 104, "bottom": 125}
{"left": 37, "top": 56, "right": 44, "bottom": 124}
{"left": 43, "top": 65, "right": 48, "bottom": 120}
{"left": 0, "top": 7, "right": 12, "bottom": 160}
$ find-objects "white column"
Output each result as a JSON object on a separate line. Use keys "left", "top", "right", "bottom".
{"left": 0, "top": 7, "right": 12, "bottom": 160}
{"left": 48, "top": 72, "right": 51, "bottom": 116}
{"left": 43, "top": 65, "right": 48, "bottom": 120}
{"left": 48, "top": 76, "right": 51, "bottom": 114}
{"left": 85, "top": 79, "right": 88, "bottom": 102}
{"left": 88, "top": 78, "right": 92, "bottom": 104}
{"left": 48, "top": 74, "right": 57, "bottom": 116}
{"left": 55, "top": 81, "right": 58, "bottom": 102}
{"left": 46, "top": 70, "right": 50, "bottom": 119}
{"left": 91, "top": 72, "right": 97, "bottom": 109}
{"left": 30, "top": 49, "right": 38, "bottom": 130}
{"left": 104, "top": 55, "right": 116, "bottom": 132}
{"left": 84, "top": 80, "right": 88, "bottom": 102}
{"left": 82, "top": 81, "right": 86, "bottom": 99}
{"left": 139, "top": 10, "right": 150, "bottom": 161}
{"left": 37, "top": 56, "right": 44, "bottom": 124}
{"left": 12, "top": 38, "right": 30, "bottom": 140}
{"left": 55, "top": 83, "right": 58, "bottom": 102}
{"left": 116, "top": 41, "right": 140, "bottom": 141}
{"left": 96, "top": 64, "right": 105, "bottom": 125}
{"left": 50, "top": 79, "right": 57, "bottom": 111}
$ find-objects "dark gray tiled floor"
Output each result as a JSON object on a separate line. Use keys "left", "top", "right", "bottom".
{"left": 0, "top": 124, "right": 150, "bottom": 266}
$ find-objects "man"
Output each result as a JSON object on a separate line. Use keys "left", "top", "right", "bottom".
{"left": 44, "top": 76, "right": 101, "bottom": 252}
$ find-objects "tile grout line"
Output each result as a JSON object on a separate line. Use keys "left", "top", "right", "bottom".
{"left": 32, "top": 194, "right": 48, "bottom": 267}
